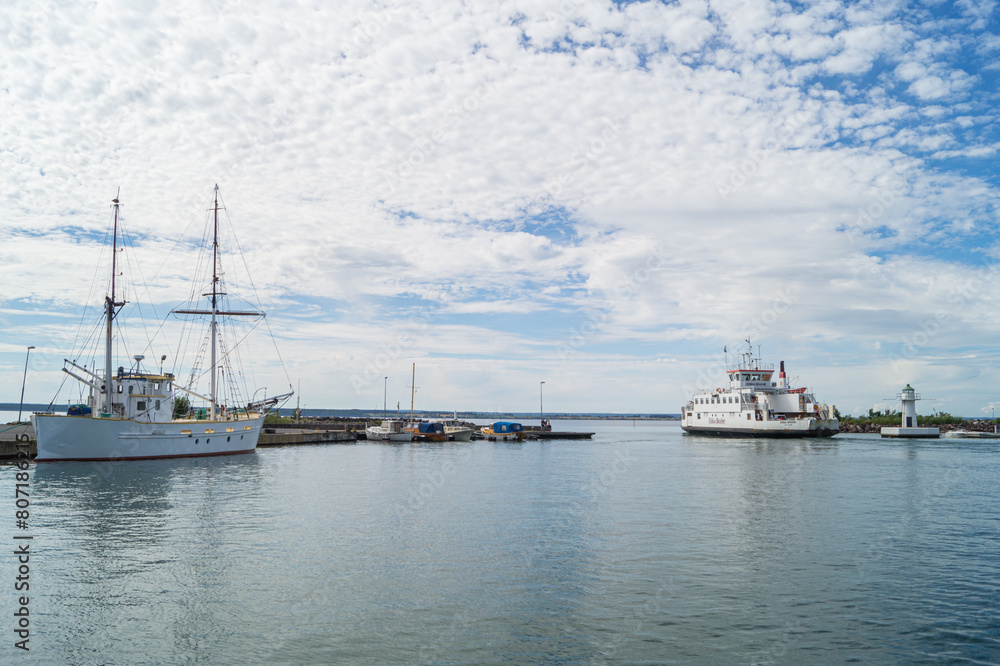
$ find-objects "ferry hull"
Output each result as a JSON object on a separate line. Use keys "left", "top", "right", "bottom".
{"left": 32, "top": 413, "right": 264, "bottom": 462}
{"left": 681, "top": 424, "right": 839, "bottom": 438}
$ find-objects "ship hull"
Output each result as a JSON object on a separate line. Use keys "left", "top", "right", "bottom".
{"left": 32, "top": 413, "right": 264, "bottom": 462}
{"left": 681, "top": 424, "right": 839, "bottom": 438}
{"left": 445, "top": 428, "right": 474, "bottom": 442}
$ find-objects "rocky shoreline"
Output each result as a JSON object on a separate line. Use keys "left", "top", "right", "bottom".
{"left": 838, "top": 420, "right": 998, "bottom": 434}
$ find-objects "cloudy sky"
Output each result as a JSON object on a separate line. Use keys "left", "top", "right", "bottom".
{"left": 2, "top": 0, "right": 999, "bottom": 417}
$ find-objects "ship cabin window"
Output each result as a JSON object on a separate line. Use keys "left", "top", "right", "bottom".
{"left": 155, "top": 400, "right": 161, "bottom": 410}
{"left": 747, "top": 414, "right": 751, "bottom": 420}
{"left": 118, "top": 385, "right": 124, "bottom": 394}
{"left": 154, "top": 382, "right": 160, "bottom": 390}
{"left": 128, "top": 385, "right": 134, "bottom": 394}
{"left": 137, "top": 401, "right": 146, "bottom": 411}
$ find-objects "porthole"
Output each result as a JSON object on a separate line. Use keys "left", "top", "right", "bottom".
{"left": 227, "top": 436, "right": 231, "bottom": 442}
{"left": 207, "top": 438, "right": 211, "bottom": 443}
{"left": 195, "top": 439, "right": 199, "bottom": 444}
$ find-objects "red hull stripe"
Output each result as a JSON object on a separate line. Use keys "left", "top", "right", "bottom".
{"left": 34, "top": 448, "right": 256, "bottom": 463}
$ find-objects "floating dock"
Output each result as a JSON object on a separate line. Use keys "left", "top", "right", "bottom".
{"left": 521, "top": 425, "right": 594, "bottom": 440}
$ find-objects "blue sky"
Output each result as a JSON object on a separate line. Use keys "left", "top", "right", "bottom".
{"left": 2, "top": 0, "right": 1000, "bottom": 417}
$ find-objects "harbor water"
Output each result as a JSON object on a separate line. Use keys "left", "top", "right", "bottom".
{"left": 3, "top": 420, "right": 999, "bottom": 663}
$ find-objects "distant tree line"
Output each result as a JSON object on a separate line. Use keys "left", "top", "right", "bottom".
{"left": 838, "top": 409, "right": 974, "bottom": 426}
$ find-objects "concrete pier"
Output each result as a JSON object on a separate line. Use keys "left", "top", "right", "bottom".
{"left": 258, "top": 428, "right": 357, "bottom": 446}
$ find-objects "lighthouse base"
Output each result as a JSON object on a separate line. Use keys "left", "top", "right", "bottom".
{"left": 880, "top": 426, "right": 940, "bottom": 439}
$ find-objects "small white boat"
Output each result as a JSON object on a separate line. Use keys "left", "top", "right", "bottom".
{"left": 943, "top": 430, "right": 998, "bottom": 439}
{"left": 438, "top": 419, "right": 474, "bottom": 441}
{"left": 480, "top": 422, "right": 524, "bottom": 442}
{"left": 365, "top": 420, "right": 412, "bottom": 442}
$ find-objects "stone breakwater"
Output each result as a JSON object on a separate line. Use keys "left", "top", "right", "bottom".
{"left": 838, "top": 420, "right": 998, "bottom": 434}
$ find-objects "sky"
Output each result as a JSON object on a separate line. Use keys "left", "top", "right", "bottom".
{"left": 2, "top": 0, "right": 999, "bottom": 417}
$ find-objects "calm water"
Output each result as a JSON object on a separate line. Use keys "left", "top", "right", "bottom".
{"left": 3, "top": 421, "right": 999, "bottom": 664}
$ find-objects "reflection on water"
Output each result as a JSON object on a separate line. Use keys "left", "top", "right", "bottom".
{"left": 3, "top": 423, "right": 998, "bottom": 663}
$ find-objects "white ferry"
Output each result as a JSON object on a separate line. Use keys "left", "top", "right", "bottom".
{"left": 681, "top": 343, "right": 838, "bottom": 438}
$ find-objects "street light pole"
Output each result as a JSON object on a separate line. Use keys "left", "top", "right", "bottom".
{"left": 383, "top": 376, "right": 388, "bottom": 418}
{"left": 540, "top": 381, "right": 545, "bottom": 429}
{"left": 17, "top": 346, "right": 36, "bottom": 423}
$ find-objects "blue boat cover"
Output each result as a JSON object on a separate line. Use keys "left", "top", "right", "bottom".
{"left": 67, "top": 404, "right": 93, "bottom": 416}
{"left": 492, "top": 422, "right": 523, "bottom": 433}
{"left": 418, "top": 422, "right": 445, "bottom": 434}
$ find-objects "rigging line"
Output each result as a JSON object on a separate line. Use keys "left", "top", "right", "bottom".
{"left": 70, "top": 209, "right": 116, "bottom": 359}
{"left": 217, "top": 189, "right": 266, "bottom": 313}
{"left": 181, "top": 317, "right": 266, "bottom": 389}
{"left": 224, "top": 316, "right": 253, "bottom": 400}
{"left": 261, "top": 313, "right": 294, "bottom": 390}
{"left": 145, "top": 189, "right": 216, "bottom": 294}
{"left": 118, "top": 218, "right": 168, "bottom": 357}
{"left": 45, "top": 372, "right": 71, "bottom": 413}
{"left": 226, "top": 316, "right": 251, "bottom": 394}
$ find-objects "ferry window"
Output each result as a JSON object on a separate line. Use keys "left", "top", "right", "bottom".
{"left": 155, "top": 400, "right": 161, "bottom": 410}
{"left": 137, "top": 401, "right": 146, "bottom": 410}
{"left": 154, "top": 382, "right": 160, "bottom": 390}
{"left": 747, "top": 414, "right": 751, "bottom": 420}
{"left": 117, "top": 385, "right": 123, "bottom": 394}
{"left": 128, "top": 386, "right": 134, "bottom": 394}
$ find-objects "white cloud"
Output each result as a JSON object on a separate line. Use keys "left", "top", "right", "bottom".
{"left": 1, "top": 0, "right": 999, "bottom": 415}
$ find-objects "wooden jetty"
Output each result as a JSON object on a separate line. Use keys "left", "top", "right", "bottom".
{"left": 521, "top": 425, "right": 594, "bottom": 440}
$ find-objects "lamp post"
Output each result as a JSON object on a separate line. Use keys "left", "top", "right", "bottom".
{"left": 383, "top": 376, "right": 388, "bottom": 418}
{"left": 540, "top": 381, "right": 545, "bottom": 430}
{"left": 17, "top": 346, "right": 36, "bottom": 423}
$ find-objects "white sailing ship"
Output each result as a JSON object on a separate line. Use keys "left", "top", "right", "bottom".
{"left": 681, "top": 342, "right": 838, "bottom": 438}
{"left": 32, "top": 187, "right": 291, "bottom": 461}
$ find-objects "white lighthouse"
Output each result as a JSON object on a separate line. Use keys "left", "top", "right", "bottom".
{"left": 881, "top": 384, "right": 940, "bottom": 439}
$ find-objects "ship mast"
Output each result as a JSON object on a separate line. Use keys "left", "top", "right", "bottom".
{"left": 210, "top": 185, "right": 220, "bottom": 420}
{"left": 104, "top": 191, "right": 123, "bottom": 416}
{"left": 172, "top": 184, "right": 265, "bottom": 421}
